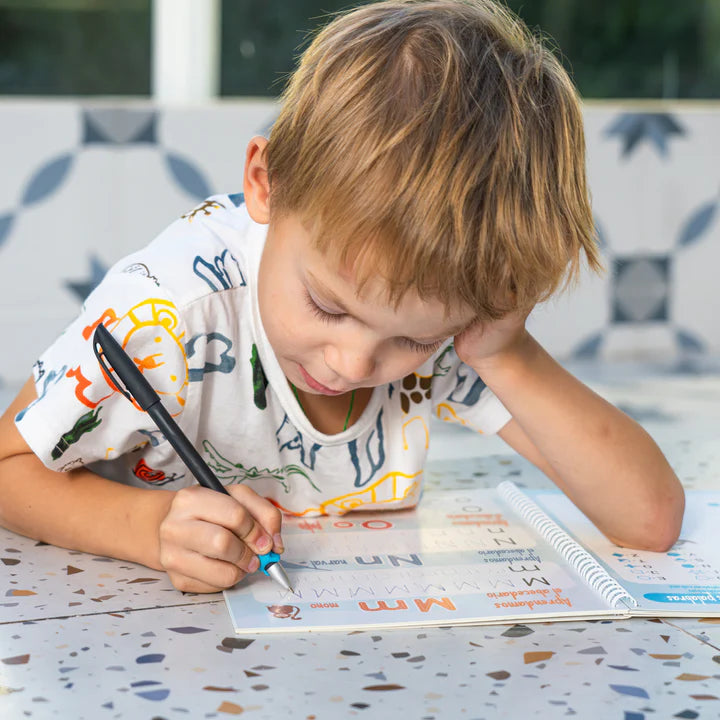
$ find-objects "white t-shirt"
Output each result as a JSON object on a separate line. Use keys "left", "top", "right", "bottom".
{"left": 15, "top": 195, "right": 511, "bottom": 516}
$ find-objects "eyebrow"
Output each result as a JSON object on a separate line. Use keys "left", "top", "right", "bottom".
{"left": 306, "top": 270, "right": 352, "bottom": 313}
{"left": 305, "top": 270, "right": 471, "bottom": 342}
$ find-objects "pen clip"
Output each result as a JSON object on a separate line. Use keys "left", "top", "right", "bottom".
{"left": 92, "top": 325, "right": 135, "bottom": 405}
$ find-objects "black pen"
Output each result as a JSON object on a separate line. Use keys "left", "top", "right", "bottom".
{"left": 92, "top": 323, "right": 293, "bottom": 593}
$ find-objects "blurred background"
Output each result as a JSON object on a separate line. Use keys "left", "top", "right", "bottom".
{"left": 1, "top": 0, "right": 720, "bottom": 404}
{"left": 2, "top": 0, "right": 719, "bottom": 98}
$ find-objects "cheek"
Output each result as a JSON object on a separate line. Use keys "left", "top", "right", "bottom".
{"left": 261, "top": 289, "right": 316, "bottom": 351}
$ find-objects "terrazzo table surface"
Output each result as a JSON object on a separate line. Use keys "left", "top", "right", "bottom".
{"left": 2, "top": 363, "right": 720, "bottom": 719}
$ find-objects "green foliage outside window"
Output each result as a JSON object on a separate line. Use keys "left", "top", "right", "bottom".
{"left": 220, "top": 0, "right": 720, "bottom": 99}
{"left": 0, "top": 0, "right": 718, "bottom": 99}
{"left": 0, "top": 0, "right": 150, "bottom": 95}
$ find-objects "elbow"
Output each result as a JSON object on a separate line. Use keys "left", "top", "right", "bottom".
{"left": 608, "top": 484, "right": 685, "bottom": 553}
{"left": 636, "top": 511, "right": 682, "bottom": 553}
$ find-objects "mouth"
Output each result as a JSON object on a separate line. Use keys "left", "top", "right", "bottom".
{"left": 298, "top": 365, "right": 345, "bottom": 396}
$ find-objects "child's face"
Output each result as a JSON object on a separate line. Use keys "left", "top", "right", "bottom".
{"left": 257, "top": 213, "right": 474, "bottom": 395}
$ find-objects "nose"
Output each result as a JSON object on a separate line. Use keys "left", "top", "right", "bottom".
{"left": 324, "top": 339, "right": 376, "bottom": 384}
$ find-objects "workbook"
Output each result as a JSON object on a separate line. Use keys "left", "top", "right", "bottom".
{"left": 223, "top": 482, "right": 720, "bottom": 633}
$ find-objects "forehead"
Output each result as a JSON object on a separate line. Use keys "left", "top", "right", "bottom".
{"left": 299, "top": 211, "right": 436, "bottom": 297}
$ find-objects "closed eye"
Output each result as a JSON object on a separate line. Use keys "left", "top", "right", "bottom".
{"left": 398, "top": 337, "right": 444, "bottom": 354}
{"left": 305, "top": 290, "right": 345, "bottom": 323}
{"left": 305, "top": 287, "right": 445, "bottom": 352}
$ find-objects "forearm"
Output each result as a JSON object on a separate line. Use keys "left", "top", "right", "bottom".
{"left": 0, "top": 452, "right": 173, "bottom": 570}
{"left": 473, "top": 333, "right": 684, "bottom": 550}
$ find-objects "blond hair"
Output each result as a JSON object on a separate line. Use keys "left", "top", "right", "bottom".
{"left": 266, "top": 0, "right": 601, "bottom": 319}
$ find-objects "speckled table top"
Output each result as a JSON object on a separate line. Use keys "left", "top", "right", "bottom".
{"left": 2, "top": 364, "right": 720, "bottom": 720}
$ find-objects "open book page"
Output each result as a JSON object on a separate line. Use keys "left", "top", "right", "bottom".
{"left": 529, "top": 490, "right": 720, "bottom": 616}
{"left": 224, "top": 486, "right": 626, "bottom": 634}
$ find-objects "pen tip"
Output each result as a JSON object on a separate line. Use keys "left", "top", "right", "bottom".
{"left": 267, "top": 561, "right": 295, "bottom": 594}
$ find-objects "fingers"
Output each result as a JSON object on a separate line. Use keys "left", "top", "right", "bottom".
{"left": 227, "top": 483, "right": 284, "bottom": 552}
{"left": 157, "top": 485, "right": 285, "bottom": 593}
{"left": 167, "top": 557, "right": 247, "bottom": 594}
{"left": 172, "top": 485, "right": 282, "bottom": 555}
{"left": 161, "top": 515, "right": 259, "bottom": 570}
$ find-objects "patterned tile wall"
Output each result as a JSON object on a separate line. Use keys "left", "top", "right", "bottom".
{"left": 529, "top": 105, "right": 720, "bottom": 363}
{"left": 1, "top": 100, "right": 719, "bottom": 388}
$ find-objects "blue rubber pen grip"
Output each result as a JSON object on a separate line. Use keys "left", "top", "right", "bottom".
{"left": 258, "top": 551, "right": 281, "bottom": 575}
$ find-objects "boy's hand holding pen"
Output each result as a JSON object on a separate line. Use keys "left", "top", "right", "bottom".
{"left": 157, "top": 482, "right": 286, "bottom": 594}
{"left": 93, "top": 323, "right": 293, "bottom": 595}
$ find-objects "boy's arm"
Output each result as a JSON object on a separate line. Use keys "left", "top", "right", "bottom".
{"left": 0, "top": 377, "right": 282, "bottom": 592}
{"left": 456, "top": 318, "right": 684, "bottom": 552}
{"left": 0, "top": 377, "right": 173, "bottom": 563}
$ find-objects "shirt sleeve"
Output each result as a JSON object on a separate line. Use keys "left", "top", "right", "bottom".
{"left": 430, "top": 343, "right": 512, "bottom": 435}
{"left": 15, "top": 269, "right": 189, "bottom": 472}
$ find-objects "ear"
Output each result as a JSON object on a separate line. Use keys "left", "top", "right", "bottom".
{"left": 243, "top": 135, "right": 271, "bottom": 224}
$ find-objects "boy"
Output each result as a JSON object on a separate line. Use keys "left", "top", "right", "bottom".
{"left": 0, "top": 0, "right": 683, "bottom": 594}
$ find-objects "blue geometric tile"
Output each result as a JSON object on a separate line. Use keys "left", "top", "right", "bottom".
{"left": 593, "top": 215, "right": 608, "bottom": 250}
{"left": 65, "top": 255, "right": 109, "bottom": 302}
{"left": 0, "top": 213, "right": 14, "bottom": 248}
{"left": 164, "top": 152, "right": 212, "bottom": 200}
{"left": 21, "top": 154, "right": 75, "bottom": 206}
{"left": 571, "top": 332, "right": 604, "bottom": 359}
{"left": 612, "top": 256, "right": 670, "bottom": 323}
{"left": 605, "top": 112, "right": 685, "bottom": 159}
{"left": 675, "top": 328, "right": 706, "bottom": 353}
{"left": 82, "top": 109, "right": 157, "bottom": 145}
{"left": 676, "top": 199, "right": 718, "bottom": 248}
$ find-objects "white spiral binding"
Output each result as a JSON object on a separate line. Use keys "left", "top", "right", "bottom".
{"left": 497, "top": 481, "right": 637, "bottom": 609}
